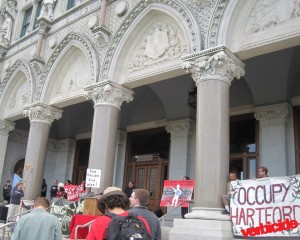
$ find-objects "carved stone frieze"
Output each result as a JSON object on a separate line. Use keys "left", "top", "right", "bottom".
{"left": 84, "top": 81, "right": 133, "bottom": 110}
{"left": 165, "top": 119, "right": 195, "bottom": 138}
{"left": 0, "top": 45, "right": 8, "bottom": 60}
{"left": 181, "top": 45, "right": 245, "bottom": 85}
{"left": 34, "top": 32, "right": 98, "bottom": 102}
{"left": 254, "top": 103, "right": 291, "bottom": 126}
{"left": 128, "top": 22, "right": 187, "bottom": 72}
{"left": 8, "top": 129, "right": 28, "bottom": 144}
{"left": 0, "top": 59, "right": 34, "bottom": 100}
{"left": 0, "top": 119, "right": 15, "bottom": 136}
{"left": 101, "top": 0, "right": 200, "bottom": 79}
{"left": 48, "top": 138, "right": 76, "bottom": 152}
{"left": 23, "top": 102, "right": 63, "bottom": 126}
{"left": 245, "top": 0, "right": 300, "bottom": 34}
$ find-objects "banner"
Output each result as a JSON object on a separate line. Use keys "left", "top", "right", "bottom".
{"left": 231, "top": 175, "right": 300, "bottom": 238}
{"left": 64, "top": 182, "right": 85, "bottom": 202}
{"left": 160, "top": 180, "right": 194, "bottom": 207}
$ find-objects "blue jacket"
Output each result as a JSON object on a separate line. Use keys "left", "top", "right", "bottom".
{"left": 10, "top": 186, "right": 24, "bottom": 205}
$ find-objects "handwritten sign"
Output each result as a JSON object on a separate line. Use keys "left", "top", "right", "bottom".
{"left": 85, "top": 169, "right": 101, "bottom": 188}
{"left": 231, "top": 175, "right": 300, "bottom": 237}
{"left": 160, "top": 180, "right": 194, "bottom": 207}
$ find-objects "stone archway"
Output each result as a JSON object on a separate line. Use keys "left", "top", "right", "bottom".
{"left": 13, "top": 158, "right": 24, "bottom": 178}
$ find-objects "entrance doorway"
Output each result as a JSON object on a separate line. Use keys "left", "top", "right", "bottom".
{"left": 124, "top": 128, "right": 170, "bottom": 212}
{"left": 72, "top": 139, "right": 90, "bottom": 184}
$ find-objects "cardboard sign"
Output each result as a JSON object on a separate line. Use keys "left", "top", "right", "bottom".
{"left": 230, "top": 175, "right": 300, "bottom": 237}
{"left": 160, "top": 180, "right": 194, "bottom": 207}
{"left": 85, "top": 169, "right": 101, "bottom": 188}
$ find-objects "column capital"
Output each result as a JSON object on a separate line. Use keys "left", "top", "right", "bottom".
{"left": 165, "top": 119, "right": 195, "bottom": 138}
{"left": 23, "top": 102, "right": 63, "bottom": 126}
{"left": 0, "top": 119, "right": 15, "bottom": 136}
{"left": 254, "top": 103, "right": 291, "bottom": 126}
{"left": 84, "top": 81, "right": 134, "bottom": 110}
{"left": 37, "top": 17, "right": 52, "bottom": 35}
{"left": 181, "top": 45, "right": 245, "bottom": 85}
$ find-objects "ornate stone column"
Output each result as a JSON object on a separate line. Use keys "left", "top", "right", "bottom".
{"left": 165, "top": 119, "right": 195, "bottom": 179}
{"left": 170, "top": 46, "right": 244, "bottom": 240}
{"left": 23, "top": 103, "right": 62, "bottom": 200}
{"left": 0, "top": 120, "right": 15, "bottom": 182}
{"left": 254, "top": 103, "right": 294, "bottom": 176}
{"left": 84, "top": 81, "right": 133, "bottom": 193}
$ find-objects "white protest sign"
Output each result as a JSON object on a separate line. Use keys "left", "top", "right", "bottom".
{"left": 230, "top": 175, "right": 300, "bottom": 238}
{"left": 85, "top": 168, "right": 101, "bottom": 188}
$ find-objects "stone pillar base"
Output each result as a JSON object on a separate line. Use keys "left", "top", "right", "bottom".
{"left": 169, "top": 207, "right": 234, "bottom": 240}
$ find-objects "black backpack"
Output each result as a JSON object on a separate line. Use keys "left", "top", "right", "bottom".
{"left": 105, "top": 212, "right": 151, "bottom": 240}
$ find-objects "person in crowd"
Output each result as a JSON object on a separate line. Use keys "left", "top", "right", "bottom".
{"left": 12, "top": 197, "right": 62, "bottom": 240}
{"left": 3, "top": 180, "right": 12, "bottom": 204}
{"left": 50, "top": 179, "right": 58, "bottom": 201}
{"left": 124, "top": 181, "right": 135, "bottom": 198}
{"left": 7, "top": 182, "right": 24, "bottom": 222}
{"left": 181, "top": 176, "right": 190, "bottom": 218}
{"left": 86, "top": 186, "right": 151, "bottom": 240}
{"left": 79, "top": 187, "right": 95, "bottom": 199}
{"left": 258, "top": 166, "right": 268, "bottom": 178}
{"left": 221, "top": 172, "right": 238, "bottom": 215}
{"left": 41, "top": 178, "right": 47, "bottom": 197}
{"left": 57, "top": 183, "right": 67, "bottom": 199}
{"left": 129, "top": 188, "right": 161, "bottom": 240}
{"left": 65, "top": 180, "right": 72, "bottom": 185}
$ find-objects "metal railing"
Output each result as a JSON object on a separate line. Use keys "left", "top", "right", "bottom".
{"left": 74, "top": 219, "right": 95, "bottom": 240}
{"left": 158, "top": 200, "right": 193, "bottom": 232}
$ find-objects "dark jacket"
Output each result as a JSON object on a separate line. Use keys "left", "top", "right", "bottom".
{"left": 10, "top": 186, "right": 24, "bottom": 205}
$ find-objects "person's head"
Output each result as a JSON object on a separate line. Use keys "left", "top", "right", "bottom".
{"left": 59, "top": 186, "right": 65, "bottom": 192}
{"left": 43, "top": 178, "right": 46, "bottom": 184}
{"left": 16, "top": 182, "right": 23, "bottom": 189}
{"left": 98, "top": 187, "right": 129, "bottom": 214}
{"left": 58, "top": 182, "right": 64, "bottom": 189}
{"left": 258, "top": 167, "right": 268, "bottom": 178}
{"left": 34, "top": 197, "right": 50, "bottom": 210}
{"left": 65, "top": 180, "right": 71, "bottom": 185}
{"left": 6, "top": 180, "right": 10, "bottom": 185}
{"left": 85, "top": 187, "right": 92, "bottom": 193}
{"left": 229, "top": 172, "right": 237, "bottom": 181}
{"left": 128, "top": 181, "right": 134, "bottom": 188}
{"left": 53, "top": 179, "right": 58, "bottom": 185}
{"left": 130, "top": 189, "right": 149, "bottom": 207}
{"left": 183, "top": 176, "right": 190, "bottom": 180}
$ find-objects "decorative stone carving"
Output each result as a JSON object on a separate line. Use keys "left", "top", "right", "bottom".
{"left": 8, "top": 129, "right": 28, "bottom": 144}
{"left": 115, "top": 1, "right": 129, "bottom": 17}
{"left": 117, "top": 130, "right": 126, "bottom": 145}
{"left": 101, "top": 0, "right": 200, "bottom": 79}
{"left": 0, "top": 0, "right": 17, "bottom": 19}
{"left": 0, "top": 12, "right": 13, "bottom": 47}
{"left": 23, "top": 102, "right": 63, "bottom": 126}
{"left": 245, "top": 0, "right": 300, "bottom": 33}
{"left": 0, "top": 45, "right": 8, "bottom": 59}
{"left": 165, "top": 119, "right": 195, "bottom": 138}
{"left": 84, "top": 81, "right": 133, "bottom": 110}
{"left": 128, "top": 22, "right": 187, "bottom": 72}
{"left": 48, "top": 138, "right": 76, "bottom": 152}
{"left": 181, "top": 45, "right": 245, "bottom": 85}
{"left": 37, "top": 17, "right": 52, "bottom": 35}
{"left": 8, "top": 81, "right": 30, "bottom": 111}
{"left": 0, "top": 119, "right": 15, "bottom": 136}
{"left": 254, "top": 103, "right": 291, "bottom": 126}
{"left": 40, "top": 0, "right": 57, "bottom": 20}
{"left": 30, "top": 57, "right": 45, "bottom": 77}
{"left": 91, "top": 26, "right": 111, "bottom": 47}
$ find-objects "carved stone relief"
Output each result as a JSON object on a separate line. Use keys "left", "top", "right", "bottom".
{"left": 8, "top": 81, "right": 30, "bottom": 112}
{"left": 128, "top": 21, "right": 187, "bottom": 73}
{"left": 245, "top": 0, "right": 300, "bottom": 33}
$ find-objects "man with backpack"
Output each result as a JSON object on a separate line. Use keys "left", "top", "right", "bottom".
{"left": 86, "top": 186, "right": 151, "bottom": 240}
{"left": 129, "top": 189, "right": 161, "bottom": 240}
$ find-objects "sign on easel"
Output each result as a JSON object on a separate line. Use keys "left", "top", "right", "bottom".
{"left": 85, "top": 169, "right": 101, "bottom": 188}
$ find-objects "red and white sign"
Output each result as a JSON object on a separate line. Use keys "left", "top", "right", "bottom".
{"left": 231, "top": 175, "right": 300, "bottom": 237}
{"left": 160, "top": 180, "right": 194, "bottom": 207}
{"left": 64, "top": 182, "right": 85, "bottom": 202}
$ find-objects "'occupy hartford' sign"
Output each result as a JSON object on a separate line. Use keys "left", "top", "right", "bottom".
{"left": 230, "top": 175, "right": 300, "bottom": 237}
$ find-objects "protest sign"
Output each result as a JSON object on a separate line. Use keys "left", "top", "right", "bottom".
{"left": 86, "top": 169, "right": 101, "bottom": 188}
{"left": 160, "top": 180, "right": 194, "bottom": 207}
{"left": 64, "top": 182, "right": 85, "bottom": 202}
{"left": 230, "top": 175, "right": 300, "bottom": 237}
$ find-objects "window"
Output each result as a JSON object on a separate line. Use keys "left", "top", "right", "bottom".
{"left": 33, "top": 1, "right": 43, "bottom": 30}
{"left": 67, "top": 0, "right": 76, "bottom": 10}
{"left": 20, "top": 7, "right": 33, "bottom": 37}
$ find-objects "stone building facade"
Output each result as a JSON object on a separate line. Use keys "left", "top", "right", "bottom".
{"left": 0, "top": 0, "right": 300, "bottom": 239}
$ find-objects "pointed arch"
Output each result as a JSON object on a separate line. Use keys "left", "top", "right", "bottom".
{"left": 0, "top": 59, "right": 34, "bottom": 120}
{"left": 35, "top": 32, "right": 99, "bottom": 105}
{"left": 101, "top": 0, "right": 201, "bottom": 86}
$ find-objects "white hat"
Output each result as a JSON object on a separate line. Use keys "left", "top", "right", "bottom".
{"left": 58, "top": 183, "right": 64, "bottom": 188}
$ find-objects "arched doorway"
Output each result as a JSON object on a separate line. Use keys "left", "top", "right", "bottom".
{"left": 14, "top": 159, "right": 25, "bottom": 178}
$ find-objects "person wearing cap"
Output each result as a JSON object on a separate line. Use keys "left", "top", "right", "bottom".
{"left": 56, "top": 183, "right": 67, "bottom": 199}
{"left": 86, "top": 186, "right": 151, "bottom": 240}
{"left": 129, "top": 189, "right": 161, "bottom": 240}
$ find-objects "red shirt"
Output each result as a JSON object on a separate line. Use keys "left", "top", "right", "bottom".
{"left": 69, "top": 214, "right": 98, "bottom": 239}
{"left": 86, "top": 211, "right": 151, "bottom": 240}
